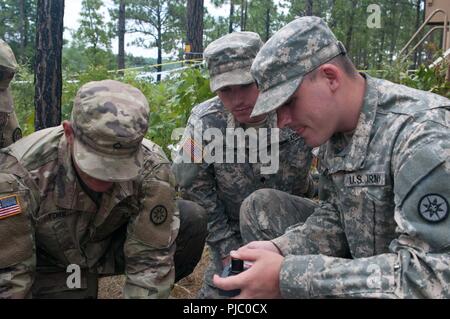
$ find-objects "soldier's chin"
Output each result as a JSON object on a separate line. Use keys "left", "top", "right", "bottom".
{"left": 88, "top": 182, "right": 114, "bottom": 193}
{"left": 82, "top": 175, "right": 114, "bottom": 192}
{"left": 233, "top": 110, "right": 253, "bottom": 124}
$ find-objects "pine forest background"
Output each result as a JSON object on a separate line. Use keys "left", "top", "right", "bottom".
{"left": 1, "top": 0, "right": 449, "bottom": 157}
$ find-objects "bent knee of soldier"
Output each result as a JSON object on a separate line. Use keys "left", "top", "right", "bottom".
{"left": 177, "top": 199, "right": 207, "bottom": 234}
{"left": 240, "top": 188, "right": 281, "bottom": 225}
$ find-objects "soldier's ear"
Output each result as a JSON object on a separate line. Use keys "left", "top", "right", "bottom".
{"left": 62, "top": 121, "right": 74, "bottom": 145}
{"left": 319, "top": 64, "right": 340, "bottom": 93}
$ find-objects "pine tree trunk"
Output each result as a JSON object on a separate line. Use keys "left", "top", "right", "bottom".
{"left": 265, "top": 6, "right": 270, "bottom": 41}
{"left": 377, "top": 29, "right": 385, "bottom": 69}
{"left": 243, "top": 0, "right": 248, "bottom": 31}
{"left": 240, "top": 0, "right": 245, "bottom": 31}
{"left": 186, "top": 0, "right": 204, "bottom": 61}
{"left": 19, "top": 0, "right": 26, "bottom": 60}
{"left": 344, "top": 0, "right": 357, "bottom": 56}
{"left": 229, "top": 1, "right": 234, "bottom": 33}
{"left": 157, "top": 40, "right": 162, "bottom": 82}
{"left": 413, "top": 0, "right": 422, "bottom": 68}
{"left": 34, "top": 0, "right": 64, "bottom": 131}
{"left": 329, "top": 0, "right": 337, "bottom": 28}
{"left": 117, "top": 0, "right": 126, "bottom": 75}
{"left": 240, "top": 0, "right": 248, "bottom": 31}
{"left": 305, "top": 0, "right": 313, "bottom": 16}
{"left": 388, "top": 2, "right": 399, "bottom": 63}
{"left": 156, "top": 4, "right": 162, "bottom": 83}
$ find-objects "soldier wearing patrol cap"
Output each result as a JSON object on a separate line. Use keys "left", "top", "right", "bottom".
{"left": 214, "top": 17, "right": 450, "bottom": 298}
{"left": 172, "top": 32, "right": 316, "bottom": 298}
{"left": 0, "top": 39, "right": 22, "bottom": 148}
{"left": 0, "top": 79, "right": 206, "bottom": 299}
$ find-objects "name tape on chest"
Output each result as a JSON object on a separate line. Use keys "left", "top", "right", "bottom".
{"left": 345, "top": 172, "right": 386, "bottom": 187}
{"left": 0, "top": 195, "right": 22, "bottom": 220}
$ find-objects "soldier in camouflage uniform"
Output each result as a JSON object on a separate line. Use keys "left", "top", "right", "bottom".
{"left": 0, "top": 40, "right": 22, "bottom": 148}
{"left": 0, "top": 80, "right": 206, "bottom": 299}
{"left": 214, "top": 17, "right": 450, "bottom": 298}
{"left": 172, "top": 32, "right": 315, "bottom": 298}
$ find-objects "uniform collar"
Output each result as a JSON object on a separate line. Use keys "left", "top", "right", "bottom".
{"left": 319, "top": 74, "right": 379, "bottom": 174}
{"left": 55, "top": 135, "right": 135, "bottom": 218}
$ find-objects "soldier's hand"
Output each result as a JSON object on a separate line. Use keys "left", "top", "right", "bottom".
{"left": 239, "top": 241, "right": 282, "bottom": 255}
{"left": 213, "top": 248, "right": 283, "bottom": 299}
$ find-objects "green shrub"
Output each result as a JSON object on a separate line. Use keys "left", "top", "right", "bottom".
{"left": 399, "top": 62, "right": 450, "bottom": 98}
{"left": 12, "top": 62, "right": 213, "bottom": 159}
{"left": 367, "top": 55, "right": 450, "bottom": 99}
{"left": 12, "top": 56, "right": 446, "bottom": 160}
{"left": 62, "top": 65, "right": 112, "bottom": 121}
{"left": 146, "top": 67, "right": 214, "bottom": 157}
{"left": 10, "top": 64, "right": 35, "bottom": 136}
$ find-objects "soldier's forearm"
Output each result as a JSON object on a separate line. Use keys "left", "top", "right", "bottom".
{"left": 279, "top": 253, "right": 398, "bottom": 299}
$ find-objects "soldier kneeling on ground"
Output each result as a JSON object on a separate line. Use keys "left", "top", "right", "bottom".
{"left": 0, "top": 80, "right": 206, "bottom": 299}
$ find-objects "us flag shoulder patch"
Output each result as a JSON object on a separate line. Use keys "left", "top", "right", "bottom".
{"left": 0, "top": 195, "right": 22, "bottom": 220}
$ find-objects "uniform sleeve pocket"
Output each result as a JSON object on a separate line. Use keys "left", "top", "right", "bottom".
{"left": 131, "top": 178, "right": 179, "bottom": 249}
{"left": 394, "top": 146, "right": 450, "bottom": 251}
{"left": 394, "top": 145, "right": 445, "bottom": 207}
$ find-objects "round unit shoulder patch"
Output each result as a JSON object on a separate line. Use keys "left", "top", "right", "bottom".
{"left": 150, "top": 205, "right": 168, "bottom": 225}
{"left": 418, "top": 194, "right": 449, "bottom": 223}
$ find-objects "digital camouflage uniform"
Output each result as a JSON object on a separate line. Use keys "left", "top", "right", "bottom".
{"left": 0, "top": 39, "right": 22, "bottom": 148}
{"left": 241, "top": 16, "right": 450, "bottom": 298}
{"left": 0, "top": 80, "right": 206, "bottom": 299}
{"left": 172, "top": 32, "right": 315, "bottom": 298}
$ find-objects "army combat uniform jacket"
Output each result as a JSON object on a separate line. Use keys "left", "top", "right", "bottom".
{"left": 0, "top": 126, "right": 179, "bottom": 298}
{"left": 272, "top": 75, "right": 450, "bottom": 298}
{"left": 173, "top": 97, "right": 314, "bottom": 260}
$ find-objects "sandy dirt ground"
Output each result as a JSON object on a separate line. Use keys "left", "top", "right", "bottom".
{"left": 98, "top": 247, "right": 210, "bottom": 299}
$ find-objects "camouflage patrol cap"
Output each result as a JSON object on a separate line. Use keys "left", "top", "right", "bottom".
{"left": 250, "top": 16, "right": 346, "bottom": 117}
{"left": 204, "top": 31, "right": 263, "bottom": 92}
{"left": 0, "top": 39, "right": 18, "bottom": 71}
{"left": 0, "top": 40, "right": 17, "bottom": 94}
{"left": 71, "top": 80, "right": 149, "bottom": 182}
